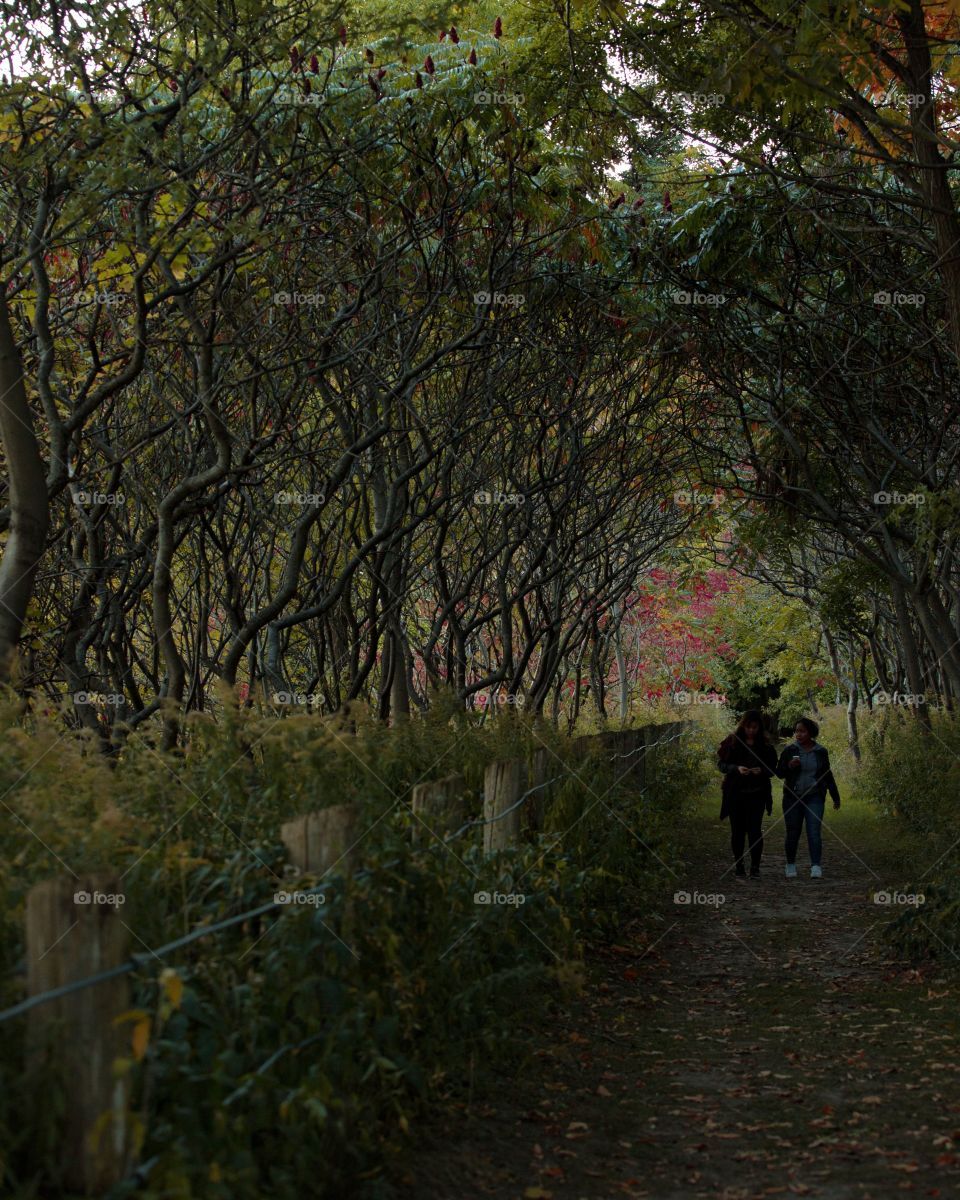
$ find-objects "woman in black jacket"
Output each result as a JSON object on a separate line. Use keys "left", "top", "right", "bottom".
{"left": 717, "top": 709, "right": 778, "bottom": 879}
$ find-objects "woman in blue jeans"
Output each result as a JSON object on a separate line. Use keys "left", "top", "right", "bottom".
{"left": 776, "top": 718, "right": 840, "bottom": 879}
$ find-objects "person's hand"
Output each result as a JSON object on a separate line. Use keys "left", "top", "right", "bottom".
{"left": 789, "top": 756, "right": 801, "bottom": 768}
{"left": 737, "top": 765, "right": 751, "bottom": 775}
{"left": 750, "top": 767, "right": 762, "bottom": 775}
{"left": 833, "top": 799, "right": 841, "bottom": 811}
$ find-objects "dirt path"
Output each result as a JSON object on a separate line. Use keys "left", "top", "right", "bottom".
{"left": 396, "top": 802, "right": 960, "bottom": 1199}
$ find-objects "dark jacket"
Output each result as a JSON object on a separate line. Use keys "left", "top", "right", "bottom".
{"left": 717, "top": 735, "right": 777, "bottom": 820}
{"left": 775, "top": 742, "right": 841, "bottom": 807}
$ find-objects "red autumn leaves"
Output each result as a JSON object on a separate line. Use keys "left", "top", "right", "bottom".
{"left": 289, "top": 18, "right": 502, "bottom": 100}
{"left": 425, "top": 18, "right": 501, "bottom": 79}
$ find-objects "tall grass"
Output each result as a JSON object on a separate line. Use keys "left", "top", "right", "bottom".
{"left": 0, "top": 691, "right": 700, "bottom": 1199}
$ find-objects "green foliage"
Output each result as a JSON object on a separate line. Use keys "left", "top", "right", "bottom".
{"left": 0, "top": 702, "right": 692, "bottom": 1198}
{"left": 712, "top": 582, "right": 834, "bottom": 717}
{"left": 858, "top": 711, "right": 960, "bottom": 964}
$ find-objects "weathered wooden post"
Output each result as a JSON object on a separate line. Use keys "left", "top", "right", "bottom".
{"left": 526, "top": 747, "right": 550, "bottom": 832}
{"left": 281, "top": 803, "right": 359, "bottom": 877}
{"left": 281, "top": 803, "right": 360, "bottom": 939}
{"left": 26, "top": 872, "right": 132, "bottom": 1194}
{"left": 483, "top": 758, "right": 523, "bottom": 852}
{"left": 410, "top": 774, "right": 466, "bottom": 846}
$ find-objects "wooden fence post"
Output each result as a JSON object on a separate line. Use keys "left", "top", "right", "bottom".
{"left": 410, "top": 774, "right": 466, "bottom": 846}
{"left": 280, "top": 803, "right": 360, "bottom": 942}
{"left": 483, "top": 758, "right": 523, "bottom": 852}
{"left": 526, "top": 747, "right": 550, "bottom": 832}
{"left": 26, "top": 873, "right": 132, "bottom": 1194}
{"left": 281, "top": 803, "right": 359, "bottom": 877}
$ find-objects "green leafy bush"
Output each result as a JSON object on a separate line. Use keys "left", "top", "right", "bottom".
{"left": 858, "top": 709, "right": 960, "bottom": 962}
{"left": 0, "top": 699, "right": 697, "bottom": 1198}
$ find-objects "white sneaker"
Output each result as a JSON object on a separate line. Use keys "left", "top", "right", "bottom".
{"left": 785, "top": 863, "right": 797, "bottom": 878}
{"left": 810, "top": 865, "right": 823, "bottom": 879}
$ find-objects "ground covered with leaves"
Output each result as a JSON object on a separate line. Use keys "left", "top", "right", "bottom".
{"left": 397, "top": 798, "right": 960, "bottom": 1199}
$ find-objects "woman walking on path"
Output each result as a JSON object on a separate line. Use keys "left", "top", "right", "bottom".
{"left": 776, "top": 717, "right": 841, "bottom": 880}
{"left": 717, "top": 710, "right": 778, "bottom": 880}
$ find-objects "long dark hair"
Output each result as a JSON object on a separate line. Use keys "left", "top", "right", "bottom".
{"left": 733, "top": 709, "right": 768, "bottom": 745}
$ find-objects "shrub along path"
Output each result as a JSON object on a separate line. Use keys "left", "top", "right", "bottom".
{"left": 396, "top": 795, "right": 960, "bottom": 1199}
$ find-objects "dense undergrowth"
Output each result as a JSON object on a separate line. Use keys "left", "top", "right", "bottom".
{"left": 852, "top": 706, "right": 960, "bottom": 965}
{"left": 0, "top": 691, "right": 708, "bottom": 1199}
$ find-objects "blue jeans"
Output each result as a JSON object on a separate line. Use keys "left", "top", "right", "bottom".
{"left": 784, "top": 795, "right": 825, "bottom": 866}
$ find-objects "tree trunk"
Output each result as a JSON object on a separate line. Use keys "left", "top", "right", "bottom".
{"left": 0, "top": 292, "right": 50, "bottom": 682}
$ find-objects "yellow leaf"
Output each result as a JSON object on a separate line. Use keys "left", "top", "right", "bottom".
{"left": 131, "top": 1015, "right": 150, "bottom": 1061}
{"left": 208, "top": 1163, "right": 222, "bottom": 1182}
{"left": 113, "top": 1007, "right": 150, "bottom": 1025}
{"left": 524, "top": 1190, "right": 553, "bottom": 1199}
{"left": 160, "top": 967, "right": 183, "bottom": 1009}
